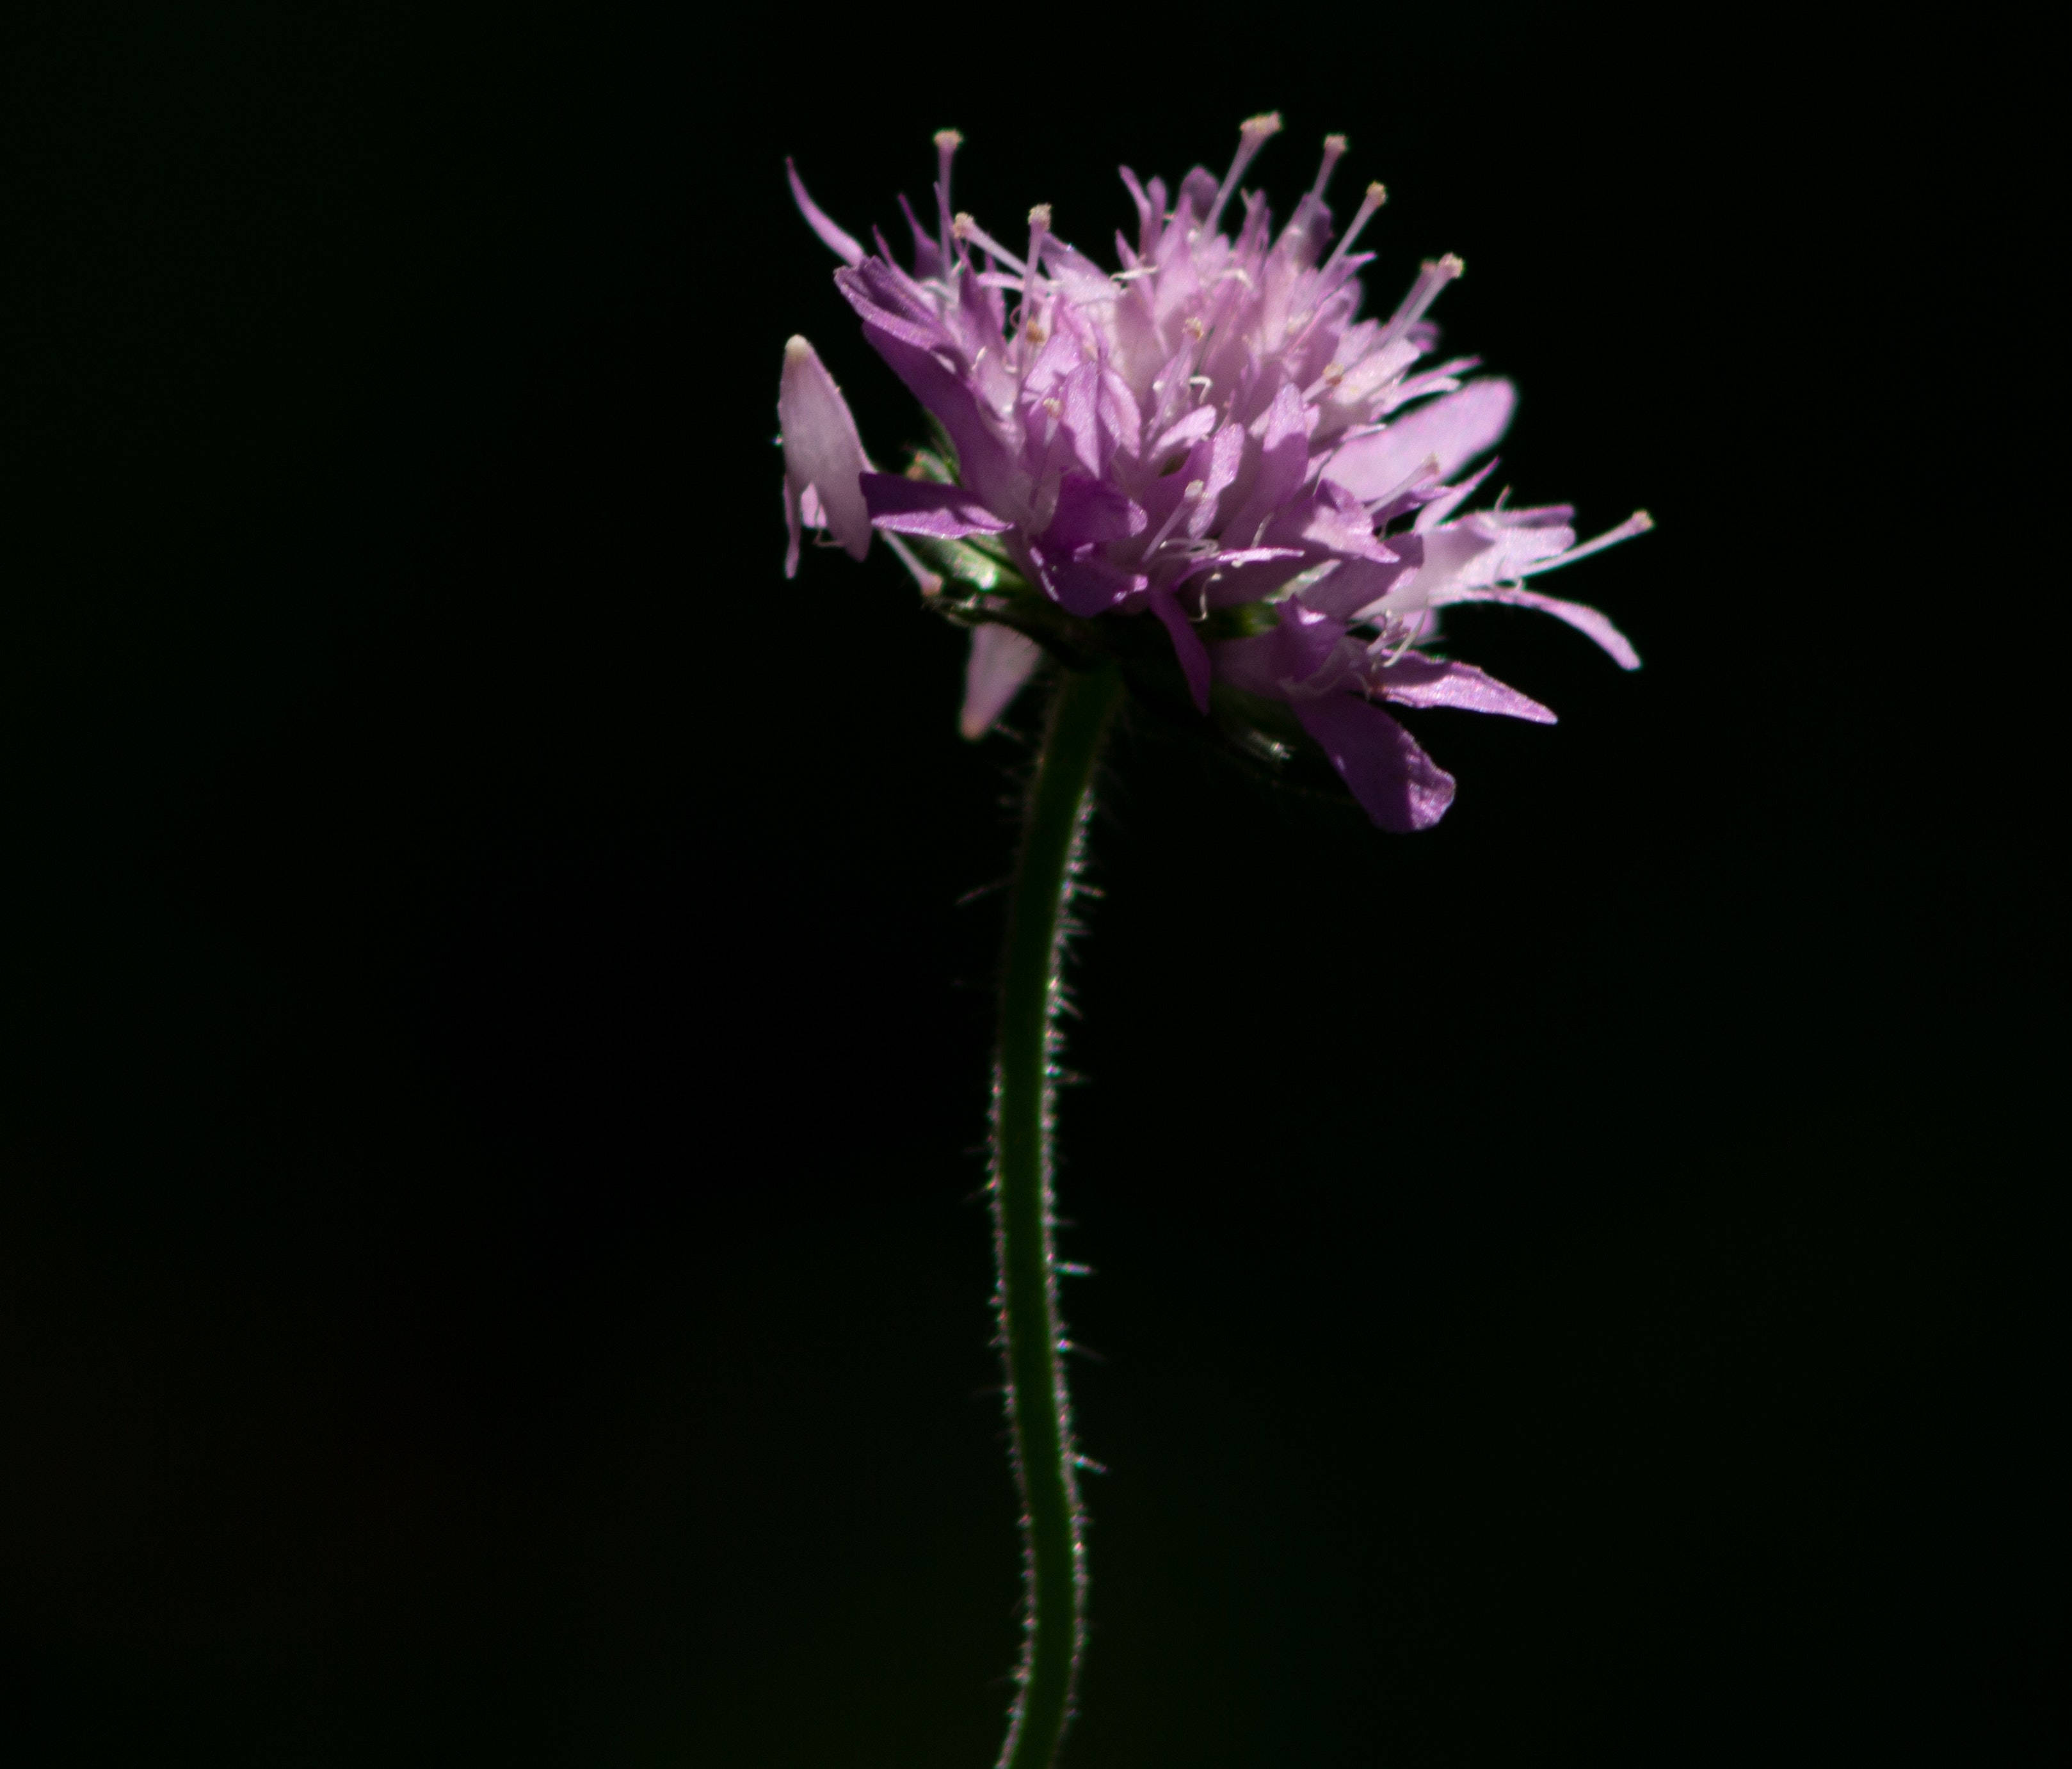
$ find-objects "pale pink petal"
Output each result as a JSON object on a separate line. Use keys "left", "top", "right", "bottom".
{"left": 961, "top": 625, "right": 1044, "bottom": 739}
{"left": 778, "top": 337, "right": 872, "bottom": 561}
{"left": 1323, "top": 378, "right": 1516, "bottom": 501}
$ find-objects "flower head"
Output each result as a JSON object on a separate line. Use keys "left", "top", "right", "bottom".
{"left": 779, "top": 121, "right": 1649, "bottom": 831}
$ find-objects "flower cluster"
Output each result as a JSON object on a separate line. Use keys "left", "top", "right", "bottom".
{"left": 779, "top": 118, "right": 1648, "bottom": 831}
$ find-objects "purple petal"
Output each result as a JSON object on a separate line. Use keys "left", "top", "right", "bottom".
{"left": 1043, "top": 473, "right": 1146, "bottom": 550}
{"left": 846, "top": 308, "right": 1024, "bottom": 519}
{"left": 1176, "top": 165, "right": 1220, "bottom": 223}
{"left": 1189, "top": 547, "right": 1309, "bottom": 609}
{"left": 1292, "top": 545, "right": 1423, "bottom": 620}
{"left": 1292, "top": 693, "right": 1458, "bottom": 833}
{"left": 961, "top": 624, "right": 1044, "bottom": 739}
{"left": 897, "top": 191, "right": 944, "bottom": 279}
{"left": 1038, "top": 550, "right": 1146, "bottom": 618}
{"left": 1446, "top": 585, "right": 1641, "bottom": 670}
{"left": 1260, "top": 479, "right": 1397, "bottom": 564}
{"left": 1223, "top": 381, "right": 1312, "bottom": 542}
{"left": 782, "top": 477, "right": 803, "bottom": 580}
{"left": 786, "top": 159, "right": 865, "bottom": 268}
{"left": 1369, "top": 657, "right": 1556, "bottom": 722}
{"left": 1322, "top": 378, "right": 1516, "bottom": 502}
{"left": 861, "top": 471, "right": 1011, "bottom": 538}
{"left": 1189, "top": 423, "right": 1249, "bottom": 538}
{"left": 1148, "top": 586, "right": 1212, "bottom": 713}
{"left": 1210, "top": 601, "right": 1350, "bottom": 696}
{"left": 778, "top": 337, "right": 871, "bottom": 563}
{"left": 1151, "top": 405, "right": 1218, "bottom": 460}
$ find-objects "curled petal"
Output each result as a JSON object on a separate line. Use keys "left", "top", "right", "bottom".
{"left": 961, "top": 624, "right": 1044, "bottom": 739}
{"left": 1440, "top": 584, "right": 1641, "bottom": 669}
{"left": 1292, "top": 694, "right": 1457, "bottom": 833}
{"left": 786, "top": 159, "right": 865, "bottom": 267}
{"left": 779, "top": 337, "right": 872, "bottom": 568}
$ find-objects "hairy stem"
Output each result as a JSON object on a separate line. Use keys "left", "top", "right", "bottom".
{"left": 991, "top": 660, "right": 1122, "bottom": 1769}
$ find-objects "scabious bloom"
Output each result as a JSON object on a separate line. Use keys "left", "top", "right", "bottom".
{"left": 780, "top": 118, "right": 1650, "bottom": 831}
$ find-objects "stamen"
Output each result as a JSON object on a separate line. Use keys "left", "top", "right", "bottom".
{"left": 1321, "top": 182, "right": 1388, "bottom": 277}
{"left": 1375, "top": 253, "right": 1463, "bottom": 349}
{"left": 934, "top": 128, "right": 962, "bottom": 266}
{"left": 1025, "top": 204, "right": 1053, "bottom": 275}
{"left": 952, "top": 212, "right": 1026, "bottom": 273}
{"left": 1207, "top": 112, "right": 1283, "bottom": 233}
{"left": 1310, "top": 134, "right": 1349, "bottom": 202}
{"left": 1520, "top": 510, "right": 1655, "bottom": 575}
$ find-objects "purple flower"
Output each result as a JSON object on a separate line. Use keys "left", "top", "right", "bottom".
{"left": 778, "top": 119, "right": 1650, "bottom": 831}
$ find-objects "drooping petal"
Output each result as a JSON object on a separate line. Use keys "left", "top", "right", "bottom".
{"left": 778, "top": 337, "right": 872, "bottom": 562}
{"left": 1369, "top": 656, "right": 1557, "bottom": 722}
{"left": 1443, "top": 584, "right": 1642, "bottom": 669}
{"left": 1322, "top": 378, "right": 1516, "bottom": 500}
{"left": 861, "top": 471, "right": 1012, "bottom": 538}
{"left": 961, "top": 624, "right": 1044, "bottom": 739}
{"left": 1292, "top": 693, "right": 1457, "bottom": 832}
{"left": 1148, "top": 586, "right": 1212, "bottom": 712}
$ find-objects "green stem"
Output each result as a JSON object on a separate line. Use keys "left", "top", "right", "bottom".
{"left": 992, "top": 660, "right": 1122, "bottom": 1769}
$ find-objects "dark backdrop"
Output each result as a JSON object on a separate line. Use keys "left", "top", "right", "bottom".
{"left": 1, "top": 6, "right": 2055, "bottom": 1765}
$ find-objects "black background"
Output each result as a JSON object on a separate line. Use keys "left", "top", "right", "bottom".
{"left": 1, "top": 6, "right": 2057, "bottom": 1765}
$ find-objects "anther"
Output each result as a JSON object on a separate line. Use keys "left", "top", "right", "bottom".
{"left": 952, "top": 211, "right": 1027, "bottom": 271}
{"left": 1321, "top": 181, "right": 1389, "bottom": 276}
{"left": 1207, "top": 111, "right": 1284, "bottom": 233}
{"left": 1376, "top": 253, "right": 1465, "bottom": 348}
{"left": 1310, "top": 134, "right": 1349, "bottom": 201}
{"left": 1025, "top": 204, "right": 1053, "bottom": 284}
